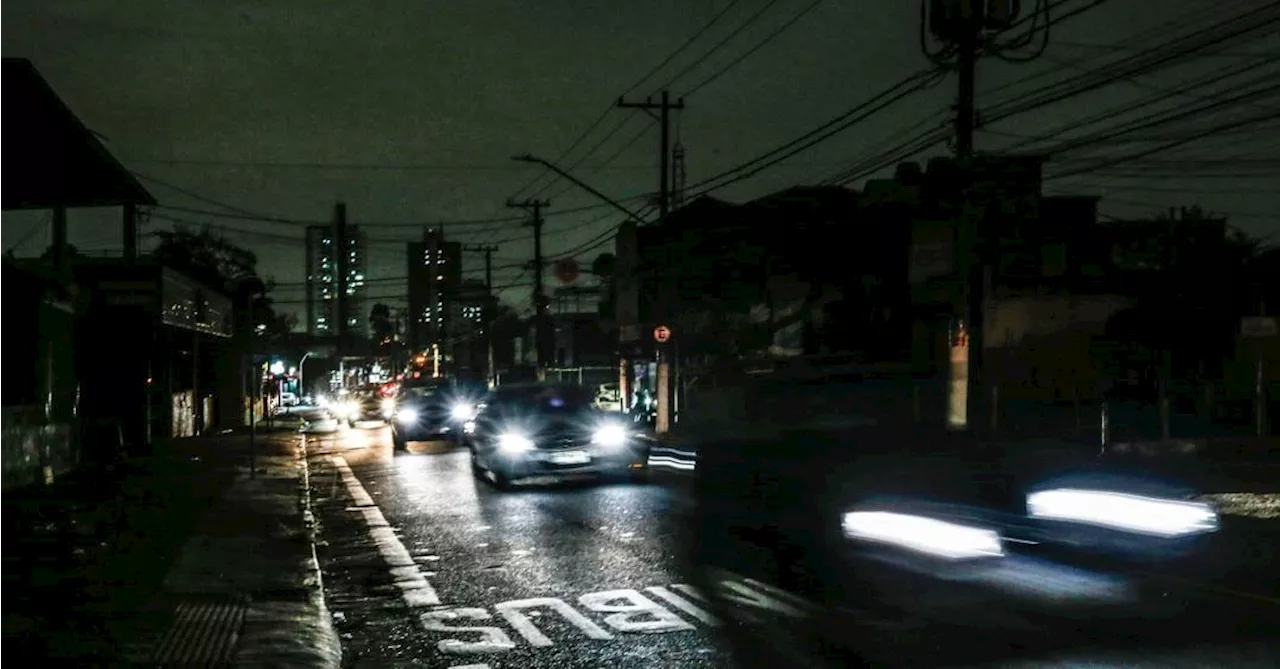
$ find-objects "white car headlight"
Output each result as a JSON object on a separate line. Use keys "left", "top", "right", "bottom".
{"left": 396, "top": 408, "right": 419, "bottom": 423}
{"left": 336, "top": 402, "right": 358, "bottom": 419}
{"left": 451, "top": 403, "right": 475, "bottom": 421}
{"left": 498, "top": 432, "right": 534, "bottom": 453}
{"left": 591, "top": 424, "right": 628, "bottom": 447}
{"left": 382, "top": 397, "right": 396, "bottom": 411}
{"left": 1027, "top": 489, "right": 1219, "bottom": 537}
{"left": 842, "top": 511, "right": 1004, "bottom": 560}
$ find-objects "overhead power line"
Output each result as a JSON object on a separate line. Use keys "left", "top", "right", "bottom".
{"left": 512, "top": 0, "right": 757, "bottom": 199}
{"left": 684, "top": 0, "right": 827, "bottom": 96}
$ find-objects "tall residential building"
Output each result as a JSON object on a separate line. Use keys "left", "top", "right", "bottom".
{"left": 406, "top": 227, "right": 461, "bottom": 352}
{"left": 450, "top": 278, "right": 494, "bottom": 375}
{"left": 305, "top": 215, "right": 368, "bottom": 337}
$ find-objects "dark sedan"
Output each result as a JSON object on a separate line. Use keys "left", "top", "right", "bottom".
{"left": 390, "top": 378, "right": 473, "bottom": 450}
{"left": 681, "top": 361, "right": 1227, "bottom": 669}
{"left": 468, "top": 382, "right": 648, "bottom": 488}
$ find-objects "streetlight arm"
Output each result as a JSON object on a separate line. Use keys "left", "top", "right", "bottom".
{"left": 512, "top": 154, "right": 645, "bottom": 221}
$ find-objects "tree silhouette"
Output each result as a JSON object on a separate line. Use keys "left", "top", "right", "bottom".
{"left": 369, "top": 303, "right": 396, "bottom": 346}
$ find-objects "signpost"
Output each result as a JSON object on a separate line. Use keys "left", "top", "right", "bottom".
{"left": 653, "top": 325, "right": 671, "bottom": 343}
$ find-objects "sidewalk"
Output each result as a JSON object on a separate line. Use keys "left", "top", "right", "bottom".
{"left": 1, "top": 428, "right": 340, "bottom": 668}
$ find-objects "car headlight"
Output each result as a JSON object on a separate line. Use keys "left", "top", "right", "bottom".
{"left": 396, "top": 408, "right": 419, "bottom": 423}
{"left": 382, "top": 398, "right": 396, "bottom": 411}
{"left": 463, "top": 420, "right": 477, "bottom": 435}
{"left": 591, "top": 424, "right": 628, "bottom": 447}
{"left": 451, "top": 403, "right": 475, "bottom": 421}
{"left": 498, "top": 432, "right": 534, "bottom": 453}
{"left": 842, "top": 511, "right": 1004, "bottom": 560}
{"left": 1027, "top": 489, "right": 1219, "bottom": 537}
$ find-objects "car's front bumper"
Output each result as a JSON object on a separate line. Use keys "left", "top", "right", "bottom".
{"left": 395, "top": 421, "right": 457, "bottom": 440}
{"left": 495, "top": 445, "right": 646, "bottom": 481}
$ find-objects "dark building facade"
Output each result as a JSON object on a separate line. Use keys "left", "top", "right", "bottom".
{"left": 406, "top": 227, "right": 462, "bottom": 353}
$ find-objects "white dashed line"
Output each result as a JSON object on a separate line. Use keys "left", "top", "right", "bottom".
{"left": 330, "top": 455, "right": 441, "bottom": 606}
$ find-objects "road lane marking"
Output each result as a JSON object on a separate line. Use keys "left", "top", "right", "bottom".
{"left": 330, "top": 455, "right": 441, "bottom": 606}
{"left": 645, "top": 586, "right": 720, "bottom": 626}
{"left": 417, "top": 580, "right": 778, "bottom": 657}
{"left": 579, "top": 589, "right": 697, "bottom": 633}
{"left": 420, "top": 608, "right": 518, "bottom": 654}
{"left": 494, "top": 598, "right": 615, "bottom": 647}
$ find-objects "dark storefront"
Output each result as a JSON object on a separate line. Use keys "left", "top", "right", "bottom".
{"left": 75, "top": 263, "right": 234, "bottom": 454}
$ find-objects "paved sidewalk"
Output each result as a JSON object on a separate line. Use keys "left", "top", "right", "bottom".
{"left": 2, "top": 429, "right": 340, "bottom": 668}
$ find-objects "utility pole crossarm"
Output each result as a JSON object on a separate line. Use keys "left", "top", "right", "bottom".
{"left": 511, "top": 155, "right": 644, "bottom": 222}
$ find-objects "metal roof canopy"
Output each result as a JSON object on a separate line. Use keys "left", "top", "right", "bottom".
{"left": 2, "top": 58, "right": 155, "bottom": 211}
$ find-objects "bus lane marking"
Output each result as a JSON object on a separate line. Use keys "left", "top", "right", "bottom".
{"left": 331, "top": 455, "right": 441, "bottom": 606}
{"left": 418, "top": 578, "right": 812, "bottom": 657}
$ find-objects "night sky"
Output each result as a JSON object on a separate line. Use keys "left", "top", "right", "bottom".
{"left": 4, "top": 0, "right": 1277, "bottom": 325}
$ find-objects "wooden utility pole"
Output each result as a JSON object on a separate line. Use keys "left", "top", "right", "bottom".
{"left": 465, "top": 244, "right": 499, "bottom": 387}
{"left": 507, "top": 199, "right": 551, "bottom": 378}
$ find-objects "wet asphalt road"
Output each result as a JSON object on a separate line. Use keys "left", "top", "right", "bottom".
{"left": 304, "top": 422, "right": 1280, "bottom": 669}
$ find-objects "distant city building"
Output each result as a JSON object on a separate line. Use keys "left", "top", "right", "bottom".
{"left": 406, "top": 227, "right": 461, "bottom": 352}
{"left": 305, "top": 221, "right": 368, "bottom": 337}
{"left": 450, "top": 278, "right": 494, "bottom": 375}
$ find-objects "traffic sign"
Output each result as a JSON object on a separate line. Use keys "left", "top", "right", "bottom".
{"left": 554, "top": 258, "right": 580, "bottom": 283}
{"left": 653, "top": 325, "right": 672, "bottom": 343}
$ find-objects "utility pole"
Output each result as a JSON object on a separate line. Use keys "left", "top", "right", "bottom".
{"left": 618, "top": 90, "right": 685, "bottom": 433}
{"left": 465, "top": 244, "right": 499, "bottom": 387}
{"left": 617, "top": 90, "right": 685, "bottom": 222}
{"left": 956, "top": 21, "right": 987, "bottom": 434}
{"left": 507, "top": 199, "right": 551, "bottom": 379}
{"left": 924, "top": 0, "right": 1040, "bottom": 432}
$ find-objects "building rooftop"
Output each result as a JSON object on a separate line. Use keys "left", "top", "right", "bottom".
{"left": 2, "top": 58, "right": 155, "bottom": 211}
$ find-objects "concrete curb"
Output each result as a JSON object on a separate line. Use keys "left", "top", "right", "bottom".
{"left": 229, "top": 440, "right": 342, "bottom": 669}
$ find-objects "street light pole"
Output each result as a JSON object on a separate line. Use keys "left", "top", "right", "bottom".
{"left": 299, "top": 351, "right": 314, "bottom": 401}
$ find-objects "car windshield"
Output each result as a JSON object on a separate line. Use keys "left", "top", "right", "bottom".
{"left": 402, "top": 384, "right": 444, "bottom": 399}
{"left": 490, "top": 384, "right": 596, "bottom": 413}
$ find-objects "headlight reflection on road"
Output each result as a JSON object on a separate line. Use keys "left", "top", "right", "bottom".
{"left": 842, "top": 511, "right": 1005, "bottom": 560}
{"left": 1027, "top": 489, "right": 1220, "bottom": 537}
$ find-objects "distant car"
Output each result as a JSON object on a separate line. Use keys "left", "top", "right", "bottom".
{"left": 390, "top": 378, "right": 473, "bottom": 451}
{"left": 468, "top": 382, "right": 648, "bottom": 488}
{"left": 280, "top": 391, "right": 300, "bottom": 407}
{"left": 331, "top": 387, "right": 390, "bottom": 426}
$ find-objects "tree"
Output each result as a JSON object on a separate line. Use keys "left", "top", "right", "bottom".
{"left": 369, "top": 303, "right": 396, "bottom": 346}
{"left": 153, "top": 224, "right": 293, "bottom": 339}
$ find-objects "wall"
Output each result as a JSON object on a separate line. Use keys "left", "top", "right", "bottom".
{"left": 985, "top": 294, "right": 1133, "bottom": 399}
{"left": 1, "top": 286, "right": 79, "bottom": 492}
